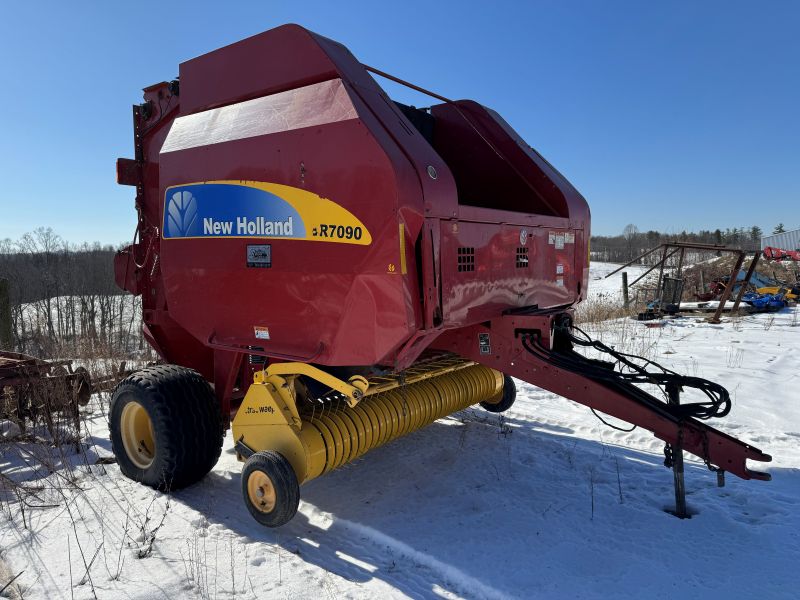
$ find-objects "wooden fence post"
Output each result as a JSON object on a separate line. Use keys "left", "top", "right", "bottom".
{"left": 622, "top": 272, "right": 630, "bottom": 307}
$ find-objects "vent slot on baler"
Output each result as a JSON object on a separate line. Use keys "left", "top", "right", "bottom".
{"left": 457, "top": 247, "right": 475, "bottom": 272}
{"left": 516, "top": 247, "right": 529, "bottom": 268}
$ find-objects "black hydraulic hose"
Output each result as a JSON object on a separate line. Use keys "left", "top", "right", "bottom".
{"left": 521, "top": 335, "right": 670, "bottom": 417}
{"left": 521, "top": 326, "right": 731, "bottom": 421}
{"left": 567, "top": 324, "right": 731, "bottom": 419}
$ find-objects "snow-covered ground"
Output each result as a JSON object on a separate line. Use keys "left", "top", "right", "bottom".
{"left": 586, "top": 260, "right": 648, "bottom": 297}
{"left": 1, "top": 263, "right": 798, "bottom": 599}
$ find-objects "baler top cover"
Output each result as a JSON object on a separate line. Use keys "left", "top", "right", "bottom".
{"left": 117, "top": 24, "right": 589, "bottom": 374}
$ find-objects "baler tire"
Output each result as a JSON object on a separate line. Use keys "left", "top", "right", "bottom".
{"left": 480, "top": 375, "right": 516, "bottom": 413}
{"left": 242, "top": 451, "right": 300, "bottom": 528}
{"left": 109, "top": 365, "right": 223, "bottom": 491}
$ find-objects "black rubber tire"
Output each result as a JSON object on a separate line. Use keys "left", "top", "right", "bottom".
{"left": 109, "top": 364, "right": 223, "bottom": 491}
{"left": 480, "top": 374, "right": 517, "bottom": 413}
{"left": 242, "top": 451, "right": 300, "bottom": 527}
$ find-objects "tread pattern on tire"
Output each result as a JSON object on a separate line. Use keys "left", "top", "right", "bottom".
{"left": 110, "top": 364, "right": 223, "bottom": 490}
{"left": 242, "top": 451, "right": 300, "bottom": 528}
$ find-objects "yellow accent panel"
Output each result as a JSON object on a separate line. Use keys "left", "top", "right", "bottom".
{"left": 232, "top": 382, "right": 309, "bottom": 480}
{"left": 399, "top": 223, "right": 407, "bottom": 275}
{"left": 252, "top": 181, "right": 372, "bottom": 245}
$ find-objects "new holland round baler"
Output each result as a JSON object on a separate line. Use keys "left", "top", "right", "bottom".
{"left": 112, "top": 24, "right": 770, "bottom": 526}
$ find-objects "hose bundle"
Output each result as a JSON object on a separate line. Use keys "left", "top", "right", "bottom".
{"left": 521, "top": 322, "right": 731, "bottom": 422}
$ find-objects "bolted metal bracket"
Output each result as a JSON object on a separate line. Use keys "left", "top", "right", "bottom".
{"left": 257, "top": 362, "right": 367, "bottom": 406}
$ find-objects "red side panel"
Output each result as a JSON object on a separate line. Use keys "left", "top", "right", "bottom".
{"left": 439, "top": 221, "right": 578, "bottom": 326}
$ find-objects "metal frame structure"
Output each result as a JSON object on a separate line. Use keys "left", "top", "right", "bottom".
{"left": 606, "top": 242, "right": 761, "bottom": 323}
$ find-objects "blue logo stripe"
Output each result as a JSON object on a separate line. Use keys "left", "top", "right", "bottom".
{"left": 163, "top": 184, "right": 306, "bottom": 239}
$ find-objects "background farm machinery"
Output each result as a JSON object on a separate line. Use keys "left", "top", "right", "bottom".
{"left": 0, "top": 351, "right": 91, "bottom": 440}
{"left": 0, "top": 350, "right": 135, "bottom": 444}
{"left": 610, "top": 243, "right": 799, "bottom": 320}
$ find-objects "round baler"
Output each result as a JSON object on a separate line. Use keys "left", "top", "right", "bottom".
{"left": 112, "top": 24, "right": 770, "bottom": 526}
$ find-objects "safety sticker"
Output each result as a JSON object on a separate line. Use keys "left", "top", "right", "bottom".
{"left": 556, "top": 263, "right": 564, "bottom": 274}
{"left": 549, "top": 231, "right": 566, "bottom": 249}
{"left": 556, "top": 277, "right": 565, "bottom": 287}
{"left": 254, "top": 326, "right": 271, "bottom": 340}
{"left": 246, "top": 244, "right": 271, "bottom": 268}
{"left": 478, "top": 333, "right": 491, "bottom": 355}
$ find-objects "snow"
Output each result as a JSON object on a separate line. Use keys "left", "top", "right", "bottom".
{"left": 1, "top": 262, "right": 798, "bottom": 599}
{"left": 585, "top": 260, "right": 649, "bottom": 298}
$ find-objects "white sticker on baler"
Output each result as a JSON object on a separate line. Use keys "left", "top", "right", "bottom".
{"left": 254, "top": 326, "right": 271, "bottom": 340}
{"left": 565, "top": 232, "right": 575, "bottom": 244}
{"left": 556, "top": 264, "right": 564, "bottom": 274}
{"left": 478, "top": 333, "right": 491, "bottom": 355}
{"left": 555, "top": 234, "right": 565, "bottom": 250}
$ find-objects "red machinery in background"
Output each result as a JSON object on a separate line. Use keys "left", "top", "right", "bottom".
{"left": 112, "top": 24, "right": 769, "bottom": 526}
{"left": 763, "top": 246, "right": 800, "bottom": 262}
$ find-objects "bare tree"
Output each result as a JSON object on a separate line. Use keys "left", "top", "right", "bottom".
{"left": 0, "top": 230, "right": 148, "bottom": 360}
{"left": 622, "top": 224, "right": 640, "bottom": 261}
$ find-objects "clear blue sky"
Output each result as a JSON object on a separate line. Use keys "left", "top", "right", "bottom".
{"left": 1, "top": 1, "right": 797, "bottom": 245}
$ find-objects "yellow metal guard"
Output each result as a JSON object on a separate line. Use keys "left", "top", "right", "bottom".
{"left": 232, "top": 358, "right": 504, "bottom": 485}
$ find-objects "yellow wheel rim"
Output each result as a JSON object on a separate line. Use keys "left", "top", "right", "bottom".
{"left": 120, "top": 401, "right": 156, "bottom": 469}
{"left": 247, "top": 471, "right": 277, "bottom": 513}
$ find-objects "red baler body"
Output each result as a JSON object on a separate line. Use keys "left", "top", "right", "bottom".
{"left": 117, "top": 24, "right": 588, "bottom": 383}
{"left": 116, "top": 24, "right": 770, "bottom": 484}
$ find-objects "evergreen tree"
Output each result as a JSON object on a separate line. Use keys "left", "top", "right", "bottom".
{"left": 774, "top": 223, "right": 786, "bottom": 234}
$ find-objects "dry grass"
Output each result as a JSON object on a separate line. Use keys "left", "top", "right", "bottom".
{"left": 574, "top": 291, "right": 671, "bottom": 364}
{"left": 574, "top": 293, "right": 637, "bottom": 325}
{"left": 0, "top": 384, "right": 175, "bottom": 598}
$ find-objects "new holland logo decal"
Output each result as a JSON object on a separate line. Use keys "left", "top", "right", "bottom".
{"left": 166, "top": 190, "right": 199, "bottom": 238}
{"left": 162, "top": 180, "right": 371, "bottom": 245}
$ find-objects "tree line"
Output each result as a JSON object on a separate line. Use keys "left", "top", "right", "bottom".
{"left": 590, "top": 224, "right": 775, "bottom": 264}
{"left": 0, "top": 228, "right": 143, "bottom": 358}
